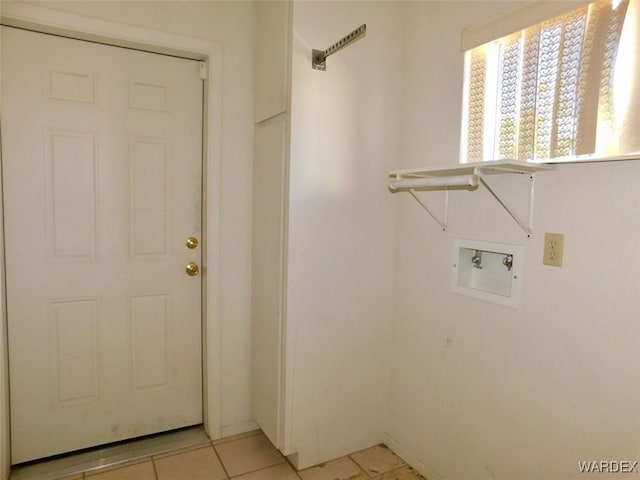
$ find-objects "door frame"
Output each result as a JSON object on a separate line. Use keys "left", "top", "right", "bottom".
{"left": 0, "top": 0, "right": 224, "bottom": 457}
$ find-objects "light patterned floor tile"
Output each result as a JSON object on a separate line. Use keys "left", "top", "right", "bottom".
{"left": 85, "top": 460, "right": 156, "bottom": 480}
{"left": 350, "top": 445, "right": 405, "bottom": 477}
{"left": 214, "top": 434, "right": 285, "bottom": 477}
{"left": 372, "top": 466, "right": 425, "bottom": 480}
{"left": 154, "top": 446, "right": 227, "bottom": 480}
{"left": 232, "top": 463, "right": 299, "bottom": 480}
{"left": 298, "top": 456, "right": 367, "bottom": 480}
{"left": 13, "top": 431, "right": 420, "bottom": 480}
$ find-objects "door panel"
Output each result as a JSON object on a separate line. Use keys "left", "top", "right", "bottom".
{"left": 1, "top": 27, "right": 204, "bottom": 463}
{"left": 251, "top": 116, "right": 287, "bottom": 448}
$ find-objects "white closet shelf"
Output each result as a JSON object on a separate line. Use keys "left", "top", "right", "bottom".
{"left": 389, "top": 160, "right": 555, "bottom": 237}
{"left": 389, "top": 159, "right": 554, "bottom": 179}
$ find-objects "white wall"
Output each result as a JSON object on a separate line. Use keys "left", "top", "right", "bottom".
{"left": 0, "top": 1, "right": 10, "bottom": 477}
{"left": 287, "top": 1, "right": 402, "bottom": 469}
{"left": 4, "top": 2, "right": 637, "bottom": 478}
{"left": 388, "top": 2, "right": 640, "bottom": 480}
{"left": 2, "top": 0, "right": 255, "bottom": 437}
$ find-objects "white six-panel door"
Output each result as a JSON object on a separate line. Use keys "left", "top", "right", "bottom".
{"left": 1, "top": 27, "right": 204, "bottom": 463}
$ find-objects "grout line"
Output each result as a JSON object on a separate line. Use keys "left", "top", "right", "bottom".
{"left": 284, "top": 456, "right": 304, "bottom": 480}
{"left": 150, "top": 456, "right": 159, "bottom": 480}
{"left": 210, "top": 443, "right": 231, "bottom": 479}
{"left": 225, "top": 459, "right": 288, "bottom": 479}
{"left": 211, "top": 433, "right": 287, "bottom": 479}
{"left": 226, "top": 461, "right": 289, "bottom": 479}
{"left": 212, "top": 430, "right": 262, "bottom": 446}
{"left": 347, "top": 455, "right": 372, "bottom": 479}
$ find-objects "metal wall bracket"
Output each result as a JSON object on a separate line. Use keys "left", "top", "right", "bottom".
{"left": 476, "top": 171, "right": 535, "bottom": 237}
{"left": 312, "top": 24, "right": 367, "bottom": 71}
{"left": 408, "top": 189, "right": 449, "bottom": 231}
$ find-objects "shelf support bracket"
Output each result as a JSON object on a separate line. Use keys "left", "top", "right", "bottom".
{"left": 312, "top": 24, "right": 367, "bottom": 71}
{"left": 408, "top": 188, "right": 448, "bottom": 231}
{"left": 476, "top": 171, "right": 534, "bottom": 237}
{"left": 389, "top": 160, "right": 552, "bottom": 237}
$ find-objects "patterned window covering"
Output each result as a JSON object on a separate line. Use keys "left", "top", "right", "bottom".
{"left": 461, "top": 0, "right": 636, "bottom": 163}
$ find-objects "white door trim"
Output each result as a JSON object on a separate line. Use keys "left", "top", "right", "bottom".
{"left": 0, "top": 1, "right": 223, "bottom": 443}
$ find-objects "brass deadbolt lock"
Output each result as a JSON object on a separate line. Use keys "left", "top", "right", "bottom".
{"left": 186, "top": 237, "right": 199, "bottom": 249}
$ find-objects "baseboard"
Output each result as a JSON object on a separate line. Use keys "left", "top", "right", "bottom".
{"left": 383, "top": 432, "right": 445, "bottom": 480}
{"left": 220, "top": 420, "right": 260, "bottom": 439}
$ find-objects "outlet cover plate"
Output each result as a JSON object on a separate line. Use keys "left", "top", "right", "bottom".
{"left": 543, "top": 232, "right": 564, "bottom": 267}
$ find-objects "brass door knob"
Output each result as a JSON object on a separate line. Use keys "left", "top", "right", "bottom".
{"left": 185, "top": 262, "right": 199, "bottom": 276}
{"left": 186, "top": 237, "right": 199, "bottom": 249}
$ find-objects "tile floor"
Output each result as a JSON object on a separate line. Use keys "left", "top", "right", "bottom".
{"left": 16, "top": 430, "right": 425, "bottom": 480}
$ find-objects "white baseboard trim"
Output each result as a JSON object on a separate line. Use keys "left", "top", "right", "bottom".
{"left": 220, "top": 420, "right": 260, "bottom": 439}
{"left": 383, "top": 432, "right": 445, "bottom": 480}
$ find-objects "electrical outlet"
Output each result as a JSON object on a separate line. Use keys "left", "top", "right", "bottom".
{"left": 543, "top": 232, "right": 564, "bottom": 267}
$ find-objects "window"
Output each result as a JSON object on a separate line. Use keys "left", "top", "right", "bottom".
{"left": 460, "top": 0, "right": 640, "bottom": 163}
